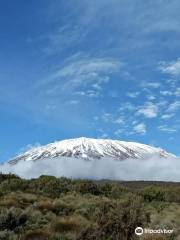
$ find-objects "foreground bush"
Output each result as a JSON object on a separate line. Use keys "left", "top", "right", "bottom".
{"left": 0, "top": 207, "right": 27, "bottom": 232}
{"left": 78, "top": 196, "right": 150, "bottom": 240}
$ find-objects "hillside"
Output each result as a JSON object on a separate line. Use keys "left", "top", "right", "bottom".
{"left": 0, "top": 174, "right": 179, "bottom": 240}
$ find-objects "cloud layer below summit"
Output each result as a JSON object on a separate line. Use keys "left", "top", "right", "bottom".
{"left": 1, "top": 155, "right": 179, "bottom": 181}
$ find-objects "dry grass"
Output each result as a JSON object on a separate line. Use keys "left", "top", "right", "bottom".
{"left": 23, "top": 230, "right": 49, "bottom": 240}
{"left": 51, "top": 215, "right": 88, "bottom": 234}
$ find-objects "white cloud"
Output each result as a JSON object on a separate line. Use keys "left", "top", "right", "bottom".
{"left": 167, "top": 101, "right": 180, "bottom": 113}
{"left": 1, "top": 155, "right": 180, "bottom": 181}
{"left": 45, "top": 0, "right": 180, "bottom": 56}
{"left": 44, "top": 24, "right": 87, "bottom": 55}
{"left": 86, "top": 90, "right": 100, "bottom": 98}
{"left": 126, "top": 92, "right": 140, "bottom": 98}
{"left": 157, "top": 100, "right": 168, "bottom": 107}
{"left": 114, "top": 117, "right": 124, "bottom": 125}
{"left": 161, "top": 114, "right": 174, "bottom": 120}
{"left": 144, "top": 82, "right": 161, "bottom": 88}
{"left": 160, "top": 90, "right": 173, "bottom": 96}
{"left": 159, "top": 58, "right": 180, "bottom": 75}
{"left": 40, "top": 56, "right": 123, "bottom": 100}
{"left": 132, "top": 120, "right": 138, "bottom": 125}
{"left": 133, "top": 123, "right": 146, "bottom": 135}
{"left": 54, "top": 57, "right": 121, "bottom": 89}
{"left": 92, "top": 83, "right": 102, "bottom": 90}
{"left": 175, "top": 88, "right": 180, "bottom": 96}
{"left": 146, "top": 95, "right": 156, "bottom": 101}
{"left": 158, "top": 125, "right": 177, "bottom": 133}
{"left": 74, "top": 91, "right": 86, "bottom": 96}
{"left": 137, "top": 102, "right": 158, "bottom": 118}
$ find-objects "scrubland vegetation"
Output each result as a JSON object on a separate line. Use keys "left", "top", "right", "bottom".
{"left": 0, "top": 173, "right": 179, "bottom": 240}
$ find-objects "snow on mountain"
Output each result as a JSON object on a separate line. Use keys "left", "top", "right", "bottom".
{"left": 9, "top": 137, "right": 174, "bottom": 164}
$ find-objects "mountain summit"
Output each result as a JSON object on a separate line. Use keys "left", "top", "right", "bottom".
{"left": 9, "top": 137, "right": 174, "bottom": 164}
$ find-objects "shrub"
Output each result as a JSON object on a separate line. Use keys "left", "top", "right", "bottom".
{"left": 24, "top": 208, "right": 50, "bottom": 229}
{"left": 0, "top": 173, "right": 20, "bottom": 184}
{"left": 76, "top": 181, "right": 102, "bottom": 195}
{"left": 107, "top": 183, "right": 127, "bottom": 199}
{"left": 142, "top": 186, "right": 166, "bottom": 202}
{"left": 165, "top": 187, "right": 180, "bottom": 203}
{"left": 28, "top": 177, "right": 71, "bottom": 197}
{"left": 0, "top": 178, "right": 28, "bottom": 193}
{"left": 52, "top": 200, "right": 75, "bottom": 216}
{"left": 78, "top": 196, "right": 150, "bottom": 240}
{"left": 0, "top": 207, "right": 27, "bottom": 232}
{"left": 0, "top": 231, "right": 9, "bottom": 240}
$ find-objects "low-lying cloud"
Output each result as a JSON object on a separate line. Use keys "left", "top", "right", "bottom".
{"left": 0, "top": 156, "right": 180, "bottom": 181}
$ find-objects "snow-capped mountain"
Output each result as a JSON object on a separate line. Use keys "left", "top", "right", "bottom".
{"left": 9, "top": 137, "right": 174, "bottom": 164}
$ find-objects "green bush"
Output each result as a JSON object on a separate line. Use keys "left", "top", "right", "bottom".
{"left": 0, "top": 178, "right": 28, "bottom": 193}
{"left": 165, "top": 187, "right": 180, "bottom": 203}
{"left": 76, "top": 181, "right": 102, "bottom": 195}
{"left": 28, "top": 177, "right": 72, "bottom": 197}
{"left": 142, "top": 186, "right": 166, "bottom": 202}
{"left": 0, "top": 173, "right": 20, "bottom": 184}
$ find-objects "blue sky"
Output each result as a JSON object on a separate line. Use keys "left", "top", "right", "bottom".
{"left": 0, "top": 0, "right": 180, "bottom": 161}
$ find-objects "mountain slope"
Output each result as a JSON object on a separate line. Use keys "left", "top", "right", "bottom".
{"left": 9, "top": 137, "right": 174, "bottom": 164}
